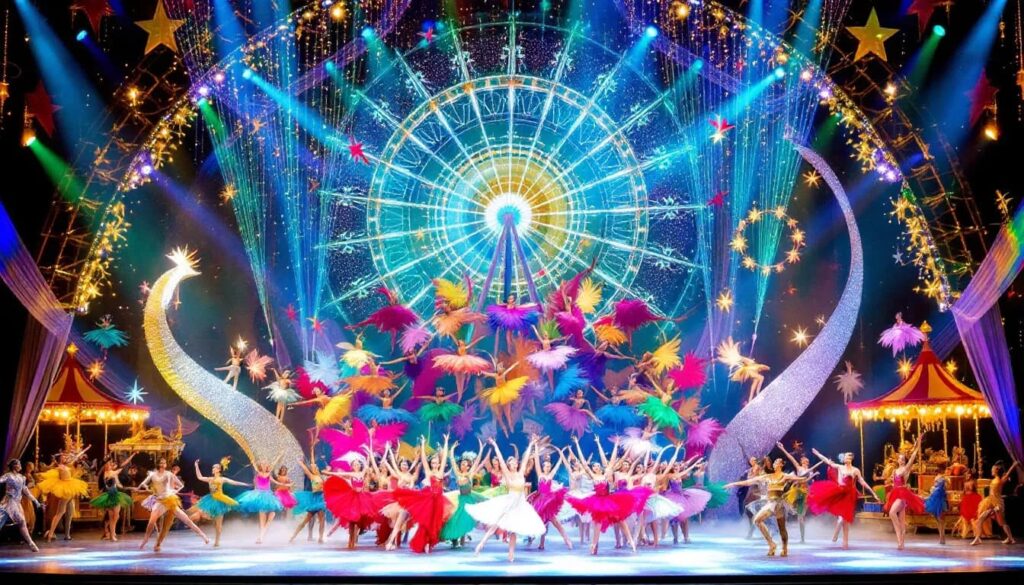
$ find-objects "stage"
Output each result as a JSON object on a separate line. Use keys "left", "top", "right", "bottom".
{"left": 1, "top": 523, "right": 1021, "bottom": 584}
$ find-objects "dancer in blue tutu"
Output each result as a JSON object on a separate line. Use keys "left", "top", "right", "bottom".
{"left": 924, "top": 461, "right": 950, "bottom": 544}
{"left": 356, "top": 384, "right": 416, "bottom": 425}
{"left": 235, "top": 455, "right": 285, "bottom": 544}
{"left": 190, "top": 458, "right": 250, "bottom": 547}
{"left": 290, "top": 457, "right": 328, "bottom": 544}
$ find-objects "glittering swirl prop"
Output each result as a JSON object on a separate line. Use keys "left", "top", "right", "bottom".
{"left": 143, "top": 253, "right": 304, "bottom": 481}
{"left": 708, "top": 144, "right": 863, "bottom": 507}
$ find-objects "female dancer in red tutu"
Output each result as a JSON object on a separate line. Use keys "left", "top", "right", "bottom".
{"left": 567, "top": 436, "right": 638, "bottom": 554}
{"left": 378, "top": 443, "right": 422, "bottom": 550}
{"left": 391, "top": 435, "right": 455, "bottom": 553}
{"left": 885, "top": 434, "right": 925, "bottom": 549}
{"left": 323, "top": 458, "right": 378, "bottom": 549}
{"left": 808, "top": 448, "right": 881, "bottom": 549}
{"left": 529, "top": 447, "right": 574, "bottom": 550}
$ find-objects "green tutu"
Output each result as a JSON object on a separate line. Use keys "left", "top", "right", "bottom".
{"left": 637, "top": 395, "right": 681, "bottom": 430}
{"left": 419, "top": 401, "right": 464, "bottom": 424}
{"left": 89, "top": 489, "right": 132, "bottom": 510}
{"left": 704, "top": 481, "right": 730, "bottom": 510}
{"left": 439, "top": 488, "right": 483, "bottom": 541}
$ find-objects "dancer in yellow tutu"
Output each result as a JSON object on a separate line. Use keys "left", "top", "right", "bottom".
{"left": 472, "top": 361, "right": 527, "bottom": 437}
{"left": 137, "top": 457, "right": 209, "bottom": 551}
{"left": 293, "top": 387, "right": 354, "bottom": 442}
{"left": 38, "top": 445, "right": 91, "bottom": 542}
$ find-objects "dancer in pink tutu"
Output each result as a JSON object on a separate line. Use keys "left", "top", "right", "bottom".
{"left": 663, "top": 456, "right": 709, "bottom": 544}
{"left": 544, "top": 389, "right": 601, "bottom": 437}
{"left": 528, "top": 322, "right": 577, "bottom": 389}
{"left": 274, "top": 464, "right": 297, "bottom": 514}
{"left": 529, "top": 447, "right": 574, "bottom": 550}
{"left": 877, "top": 313, "right": 926, "bottom": 356}
{"left": 433, "top": 338, "right": 491, "bottom": 400}
{"left": 567, "top": 436, "right": 639, "bottom": 554}
{"left": 348, "top": 287, "right": 420, "bottom": 351}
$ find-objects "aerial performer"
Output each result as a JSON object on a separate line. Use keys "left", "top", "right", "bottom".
{"left": 235, "top": 455, "right": 286, "bottom": 544}
{"left": 136, "top": 457, "right": 209, "bottom": 551}
{"left": 215, "top": 346, "right": 244, "bottom": 389}
{"left": 431, "top": 276, "right": 486, "bottom": 339}
{"left": 357, "top": 384, "right": 416, "bottom": 424}
{"left": 544, "top": 389, "right": 602, "bottom": 436}
{"left": 418, "top": 386, "right": 465, "bottom": 428}
{"left": 265, "top": 368, "right": 299, "bottom": 421}
{"left": 808, "top": 449, "right": 881, "bottom": 549}
{"left": 877, "top": 313, "right": 926, "bottom": 356}
{"left": 971, "top": 460, "right": 1020, "bottom": 546}
{"left": 529, "top": 446, "right": 574, "bottom": 551}
{"left": 467, "top": 437, "right": 546, "bottom": 562}
{"left": 289, "top": 456, "right": 328, "bottom": 544}
{"left": 191, "top": 458, "right": 250, "bottom": 547}
{"left": 90, "top": 453, "right": 137, "bottom": 541}
{"left": 776, "top": 442, "right": 823, "bottom": 543}
{"left": 884, "top": 435, "right": 925, "bottom": 550}
{"left": 592, "top": 386, "right": 643, "bottom": 429}
{"left": 1, "top": 459, "right": 43, "bottom": 552}
{"left": 528, "top": 321, "right": 577, "bottom": 389}
{"left": 440, "top": 442, "right": 489, "bottom": 548}
{"left": 292, "top": 386, "right": 355, "bottom": 444}
{"left": 726, "top": 458, "right": 809, "bottom": 557}
{"left": 391, "top": 435, "right": 455, "bottom": 553}
{"left": 472, "top": 360, "right": 528, "bottom": 437}
{"left": 486, "top": 293, "right": 540, "bottom": 355}
{"left": 348, "top": 287, "right": 420, "bottom": 351}
{"left": 37, "top": 444, "right": 91, "bottom": 542}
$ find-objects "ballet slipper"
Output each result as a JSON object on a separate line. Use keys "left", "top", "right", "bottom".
{"left": 781, "top": 545, "right": 788, "bottom": 557}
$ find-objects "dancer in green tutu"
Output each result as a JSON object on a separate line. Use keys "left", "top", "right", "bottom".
{"left": 420, "top": 387, "right": 464, "bottom": 425}
{"left": 90, "top": 452, "right": 136, "bottom": 542}
{"left": 440, "top": 440, "right": 489, "bottom": 548}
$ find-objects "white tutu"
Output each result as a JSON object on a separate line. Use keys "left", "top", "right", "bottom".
{"left": 644, "top": 493, "right": 683, "bottom": 521}
{"left": 141, "top": 495, "right": 157, "bottom": 510}
{"left": 466, "top": 490, "right": 545, "bottom": 537}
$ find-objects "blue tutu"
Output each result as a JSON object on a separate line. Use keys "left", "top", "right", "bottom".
{"left": 293, "top": 490, "right": 327, "bottom": 514}
{"left": 595, "top": 403, "right": 642, "bottom": 428}
{"left": 357, "top": 404, "right": 416, "bottom": 425}
{"left": 235, "top": 488, "right": 284, "bottom": 514}
{"left": 196, "top": 494, "right": 236, "bottom": 518}
{"left": 924, "top": 478, "right": 948, "bottom": 517}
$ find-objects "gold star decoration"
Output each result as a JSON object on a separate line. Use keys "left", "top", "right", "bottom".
{"left": 897, "top": 357, "right": 914, "bottom": 379}
{"left": 846, "top": 9, "right": 898, "bottom": 62}
{"left": 715, "top": 289, "right": 734, "bottom": 312}
{"left": 791, "top": 327, "right": 811, "bottom": 348}
{"left": 135, "top": 0, "right": 184, "bottom": 55}
{"left": 944, "top": 359, "right": 958, "bottom": 375}
{"left": 803, "top": 170, "right": 821, "bottom": 187}
{"left": 220, "top": 184, "right": 237, "bottom": 203}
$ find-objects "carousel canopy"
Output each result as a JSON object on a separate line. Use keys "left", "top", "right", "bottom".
{"left": 39, "top": 344, "right": 149, "bottom": 425}
{"left": 849, "top": 334, "right": 990, "bottom": 423}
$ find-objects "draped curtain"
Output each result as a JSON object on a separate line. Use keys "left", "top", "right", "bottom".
{"left": 1, "top": 202, "right": 73, "bottom": 461}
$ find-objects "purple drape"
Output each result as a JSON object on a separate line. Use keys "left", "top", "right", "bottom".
{"left": 949, "top": 202, "right": 1024, "bottom": 471}
{"left": 1, "top": 202, "right": 73, "bottom": 461}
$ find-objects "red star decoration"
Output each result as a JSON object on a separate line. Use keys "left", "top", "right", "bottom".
{"left": 906, "top": 0, "right": 941, "bottom": 36}
{"left": 309, "top": 317, "right": 324, "bottom": 333}
{"left": 966, "top": 72, "right": 997, "bottom": 127}
{"left": 418, "top": 27, "right": 435, "bottom": 44}
{"left": 348, "top": 137, "right": 370, "bottom": 164}
{"left": 71, "top": 0, "right": 114, "bottom": 34}
{"left": 707, "top": 190, "right": 728, "bottom": 207}
{"left": 26, "top": 81, "right": 61, "bottom": 137}
{"left": 285, "top": 304, "right": 298, "bottom": 321}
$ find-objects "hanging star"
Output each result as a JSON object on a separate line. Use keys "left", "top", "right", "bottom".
{"left": 814, "top": 314, "right": 826, "bottom": 327}
{"left": 220, "top": 184, "right": 237, "bottom": 203}
{"left": 87, "top": 359, "right": 105, "bottom": 380}
{"left": 418, "top": 27, "right": 435, "bottom": 45}
{"left": 125, "top": 379, "right": 148, "bottom": 404}
{"left": 139, "top": 281, "right": 151, "bottom": 295}
{"left": 846, "top": 9, "right": 898, "bottom": 62}
{"left": 791, "top": 327, "right": 811, "bottom": 347}
{"left": 715, "top": 289, "right": 734, "bottom": 312}
{"left": 309, "top": 316, "right": 325, "bottom": 333}
{"left": 893, "top": 250, "right": 903, "bottom": 264}
{"left": 906, "top": 0, "right": 941, "bottom": 36}
{"left": 135, "top": 0, "right": 184, "bottom": 55}
{"left": 285, "top": 303, "right": 298, "bottom": 321}
{"left": 966, "top": 72, "right": 997, "bottom": 127}
{"left": 26, "top": 81, "right": 61, "bottom": 137}
{"left": 707, "top": 190, "right": 728, "bottom": 207}
{"left": 897, "top": 356, "right": 914, "bottom": 379}
{"left": 802, "top": 170, "right": 821, "bottom": 187}
{"left": 348, "top": 136, "right": 370, "bottom": 164}
{"left": 995, "top": 190, "right": 1012, "bottom": 218}
{"left": 709, "top": 115, "right": 735, "bottom": 142}
{"left": 944, "top": 359, "right": 958, "bottom": 375}
{"left": 72, "top": 0, "right": 114, "bottom": 34}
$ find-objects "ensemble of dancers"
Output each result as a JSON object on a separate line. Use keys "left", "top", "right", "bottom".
{"left": 2, "top": 270, "right": 1019, "bottom": 560}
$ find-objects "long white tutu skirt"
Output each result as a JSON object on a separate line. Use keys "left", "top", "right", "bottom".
{"left": 644, "top": 493, "right": 683, "bottom": 521}
{"left": 466, "top": 491, "right": 545, "bottom": 537}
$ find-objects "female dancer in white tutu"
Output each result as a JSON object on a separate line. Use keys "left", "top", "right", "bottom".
{"left": 636, "top": 445, "right": 684, "bottom": 547}
{"left": 467, "top": 437, "right": 546, "bottom": 562}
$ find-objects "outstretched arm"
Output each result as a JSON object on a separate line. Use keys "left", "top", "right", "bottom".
{"left": 194, "top": 460, "right": 209, "bottom": 483}
{"left": 777, "top": 442, "right": 800, "bottom": 470}
{"left": 811, "top": 448, "right": 839, "bottom": 469}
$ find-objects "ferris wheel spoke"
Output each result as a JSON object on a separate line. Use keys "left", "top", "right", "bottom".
{"left": 506, "top": 18, "right": 518, "bottom": 193}
{"left": 405, "top": 228, "right": 492, "bottom": 307}
{"left": 321, "top": 219, "right": 484, "bottom": 250}
{"left": 358, "top": 151, "right": 486, "bottom": 210}
{"left": 533, "top": 219, "right": 702, "bottom": 270}
{"left": 322, "top": 190, "right": 484, "bottom": 216}
{"left": 392, "top": 51, "right": 503, "bottom": 203}
{"left": 532, "top": 203, "right": 703, "bottom": 219}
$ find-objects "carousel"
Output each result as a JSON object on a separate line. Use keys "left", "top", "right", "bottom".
{"left": 848, "top": 323, "right": 992, "bottom": 530}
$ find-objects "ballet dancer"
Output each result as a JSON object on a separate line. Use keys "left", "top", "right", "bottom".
{"left": 971, "top": 460, "right": 1020, "bottom": 545}
{"left": 776, "top": 441, "right": 823, "bottom": 543}
{"left": 808, "top": 449, "right": 880, "bottom": 549}
{"left": 38, "top": 445, "right": 91, "bottom": 542}
{"left": 290, "top": 457, "right": 328, "bottom": 544}
{"left": 885, "top": 434, "right": 925, "bottom": 550}
{"left": 924, "top": 461, "right": 950, "bottom": 545}
{"left": 1, "top": 459, "right": 43, "bottom": 551}
{"left": 441, "top": 441, "right": 489, "bottom": 548}
{"left": 567, "top": 436, "right": 638, "bottom": 555}
{"left": 91, "top": 452, "right": 137, "bottom": 541}
{"left": 137, "top": 457, "right": 209, "bottom": 551}
{"left": 529, "top": 446, "right": 574, "bottom": 550}
{"left": 726, "top": 457, "right": 809, "bottom": 557}
{"left": 235, "top": 455, "right": 285, "bottom": 544}
{"left": 192, "top": 458, "right": 249, "bottom": 547}
{"left": 216, "top": 346, "right": 243, "bottom": 389}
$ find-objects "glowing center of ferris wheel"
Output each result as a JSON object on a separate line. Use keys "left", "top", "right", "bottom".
{"left": 484, "top": 193, "right": 533, "bottom": 235}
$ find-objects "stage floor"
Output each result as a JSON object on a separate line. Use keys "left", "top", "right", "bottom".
{"left": 1, "top": 522, "right": 1022, "bottom": 583}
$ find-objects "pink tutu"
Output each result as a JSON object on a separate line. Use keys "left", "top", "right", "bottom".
{"left": 275, "top": 488, "right": 297, "bottom": 509}
{"left": 568, "top": 483, "right": 636, "bottom": 531}
{"left": 486, "top": 304, "right": 539, "bottom": 334}
{"left": 527, "top": 345, "right": 577, "bottom": 372}
{"left": 433, "top": 352, "right": 491, "bottom": 375}
{"left": 544, "top": 402, "right": 592, "bottom": 436}
{"left": 618, "top": 485, "right": 654, "bottom": 515}
{"left": 529, "top": 480, "right": 568, "bottom": 523}
{"left": 664, "top": 480, "right": 711, "bottom": 519}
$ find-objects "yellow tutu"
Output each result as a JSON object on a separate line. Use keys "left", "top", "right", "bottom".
{"left": 481, "top": 376, "right": 529, "bottom": 406}
{"left": 344, "top": 375, "right": 395, "bottom": 395}
{"left": 315, "top": 393, "right": 353, "bottom": 427}
{"left": 159, "top": 494, "right": 183, "bottom": 511}
{"left": 37, "top": 468, "right": 89, "bottom": 500}
{"left": 212, "top": 489, "right": 239, "bottom": 507}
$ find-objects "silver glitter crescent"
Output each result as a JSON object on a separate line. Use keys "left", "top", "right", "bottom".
{"left": 707, "top": 143, "right": 864, "bottom": 504}
{"left": 143, "top": 255, "right": 305, "bottom": 481}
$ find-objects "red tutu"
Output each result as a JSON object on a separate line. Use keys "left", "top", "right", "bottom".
{"left": 808, "top": 476, "right": 859, "bottom": 523}
{"left": 529, "top": 480, "right": 568, "bottom": 523}
{"left": 884, "top": 486, "right": 925, "bottom": 515}
{"left": 392, "top": 477, "right": 452, "bottom": 553}
{"left": 567, "top": 483, "right": 635, "bottom": 531}
{"left": 959, "top": 492, "right": 982, "bottom": 521}
{"left": 324, "top": 476, "right": 377, "bottom": 526}
{"left": 275, "top": 488, "right": 297, "bottom": 509}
